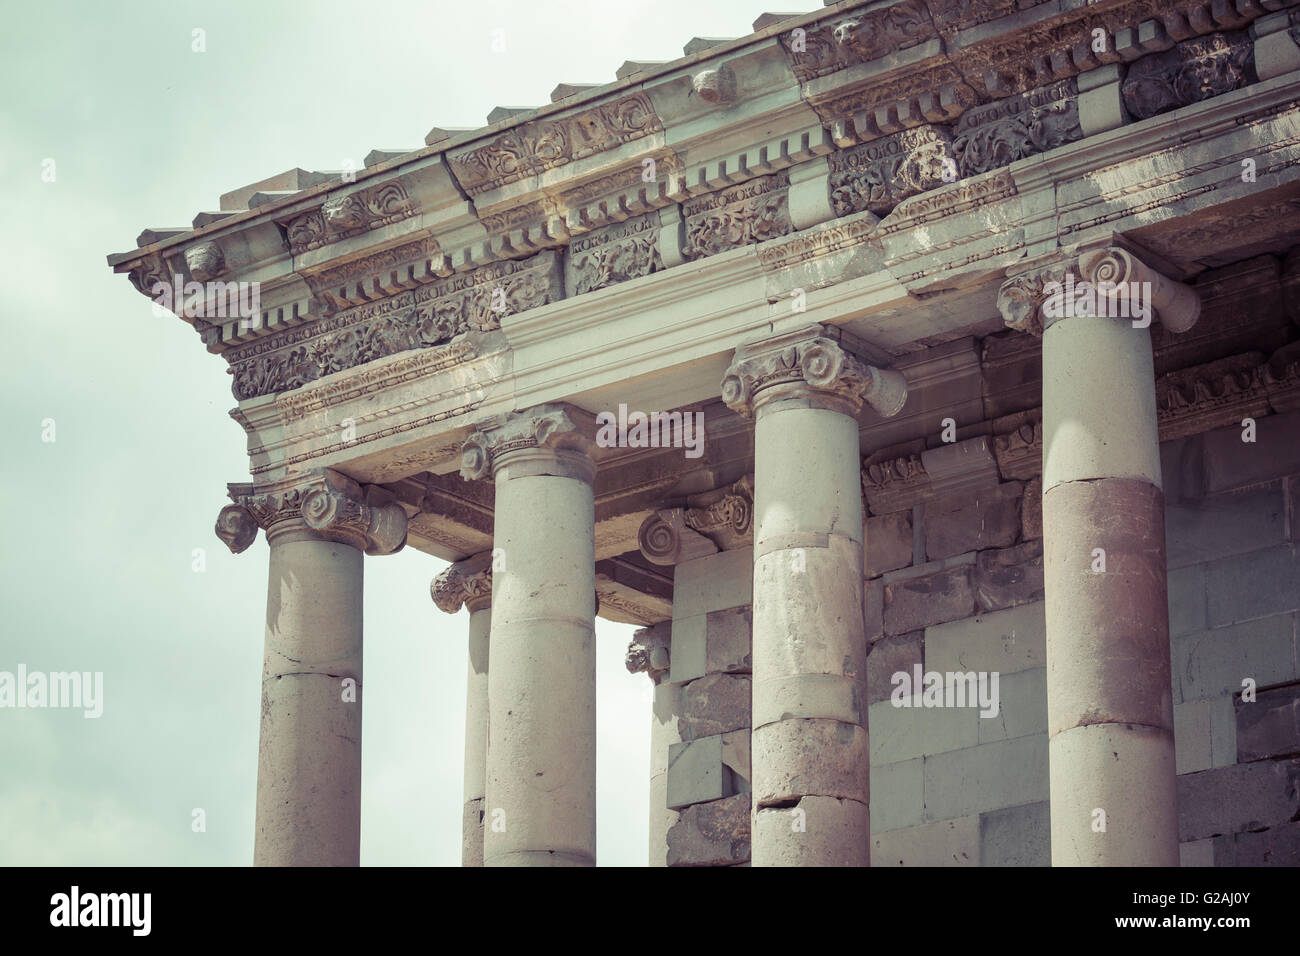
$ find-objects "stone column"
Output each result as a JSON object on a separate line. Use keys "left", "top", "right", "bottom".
{"left": 431, "top": 551, "right": 494, "bottom": 867}
{"left": 216, "top": 469, "right": 407, "bottom": 867}
{"left": 999, "top": 244, "right": 1200, "bottom": 866}
{"left": 626, "top": 623, "right": 675, "bottom": 866}
{"left": 459, "top": 405, "right": 597, "bottom": 867}
{"left": 722, "top": 326, "right": 907, "bottom": 867}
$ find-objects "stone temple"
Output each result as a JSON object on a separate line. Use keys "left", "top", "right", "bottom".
{"left": 108, "top": 0, "right": 1300, "bottom": 866}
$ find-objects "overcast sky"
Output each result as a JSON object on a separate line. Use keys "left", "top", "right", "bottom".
{"left": 0, "top": 0, "right": 815, "bottom": 866}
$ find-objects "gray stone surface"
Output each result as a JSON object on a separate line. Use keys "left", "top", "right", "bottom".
{"left": 865, "top": 630, "right": 923, "bottom": 706}
{"left": 1231, "top": 821, "right": 1300, "bottom": 866}
{"left": 1173, "top": 699, "right": 1212, "bottom": 775}
{"left": 1179, "top": 838, "right": 1216, "bottom": 867}
{"left": 925, "top": 601, "right": 1046, "bottom": 676}
{"left": 1237, "top": 681, "right": 1300, "bottom": 761}
{"left": 1205, "top": 545, "right": 1300, "bottom": 628}
{"left": 884, "top": 564, "right": 977, "bottom": 635}
{"left": 677, "top": 673, "right": 751, "bottom": 741}
{"left": 666, "top": 792, "right": 750, "bottom": 866}
{"left": 868, "top": 757, "right": 923, "bottom": 833}
{"left": 672, "top": 547, "right": 753, "bottom": 620}
{"left": 866, "top": 510, "right": 914, "bottom": 577}
{"left": 979, "top": 800, "right": 1049, "bottom": 867}
{"left": 1201, "top": 411, "right": 1300, "bottom": 495}
{"left": 667, "top": 735, "right": 724, "bottom": 809}
{"left": 868, "top": 697, "right": 980, "bottom": 764}
{"left": 924, "top": 482, "right": 1022, "bottom": 561}
{"left": 1167, "top": 563, "right": 1208, "bottom": 638}
{"left": 1164, "top": 485, "right": 1285, "bottom": 569}
{"left": 922, "top": 734, "right": 1048, "bottom": 822}
{"left": 977, "top": 667, "right": 1046, "bottom": 744}
{"left": 872, "top": 814, "right": 980, "bottom": 867}
{"left": 1177, "top": 758, "right": 1300, "bottom": 842}
{"left": 668, "top": 604, "right": 752, "bottom": 684}
{"left": 1172, "top": 613, "right": 1296, "bottom": 702}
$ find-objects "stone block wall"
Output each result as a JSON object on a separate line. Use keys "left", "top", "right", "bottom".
{"left": 1163, "top": 415, "right": 1300, "bottom": 867}
{"left": 863, "top": 456, "right": 1052, "bottom": 865}
{"left": 863, "top": 411, "right": 1300, "bottom": 866}
{"left": 663, "top": 548, "right": 754, "bottom": 866}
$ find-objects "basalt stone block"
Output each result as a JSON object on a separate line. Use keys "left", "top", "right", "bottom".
{"left": 1231, "top": 821, "right": 1300, "bottom": 866}
{"left": 677, "top": 673, "right": 751, "bottom": 741}
{"left": 867, "top": 511, "right": 914, "bottom": 577}
{"left": 925, "top": 483, "right": 1023, "bottom": 561}
{"left": 883, "top": 564, "right": 977, "bottom": 635}
{"left": 1177, "top": 758, "right": 1300, "bottom": 842}
{"left": 974, "top": 539, "right": 1044, "bottom": 612}
{"left": 866, "top": 630, "right": 923, "bottom": 706}
{"left": 1237, "top": 681, "right": 1300, "bottom": 762}
{"left": 666, "top": 792, "right": 751, "bottom": 866}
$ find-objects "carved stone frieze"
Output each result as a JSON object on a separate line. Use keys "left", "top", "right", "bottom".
{"left": 284, "top": 180, "right": 417, "bottom": 254}
{"left": 1157, "top": 352, "right": 1272, "bottom": 440}
{"left": 992, "top": 419, "right": 1043, "bottom": 481}
{"left": 682, "top": 172, "right": 792, "bottom": 260}
{"left": 302, "top": 236, "right": 445, "bottom": 311}
{"left": 861, "top": 435, "right": 1000, "bottom": 515}
{"left": 880, "top": 168, "right": 1018, "bottom": 235}
{"left": 1122, "top": 30, "right": 1255, "bottom": 120}
{"left": 722, "top": 327, "right": 908, "bottom": 419}
{"left": 813, "top": 64, "right": 977, "bottom": 146}
{"left": 459, "top": 404, "right": 596, "bottom": 482}
{"left": 778, "top": 0, "right": 935, "bottom": 83}
{"left": 431, "top": 551, "right": 494, "bottom": 614}
{"left": 227, "top": 250, "right": 560, "bottom": 399}
{"left": 449, "top": 92, "right": 664, "bottom": 195}
{"left": 828, "top": 126, "right": 955, "bottom": 218}
{"left": 952, "top": 79, "right": 1082, "bottom": 178}
{"left": 625, "top": 622, "right": 671, "bottom": 684}
{"left": 757, "top": 214, "right": 880, "bottom": 273}
{"left": 184, "top": 241, "right": 227, "bottom": 282}
{"left": 566, "top": 213, "right": 662, "bottom": 296}
{"left": 217, "top": 470, "right": 408, "bottom": 555}
{"left": 126, "top": 253, "right": 172, "bottom": 298}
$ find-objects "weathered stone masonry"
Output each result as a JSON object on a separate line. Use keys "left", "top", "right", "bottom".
{"left": 114, "top": 0, "right": 1300, "bottom": 865}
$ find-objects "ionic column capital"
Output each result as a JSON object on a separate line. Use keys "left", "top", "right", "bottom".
{"left": 636, "top": 476, "right": 755, "bottom": 566}
{"left": 459, "top": 403, "right": 597, "bottom": 484}
{"left": 215, "top": 469, "right": 408, "bottom": 555}
{"left": 431, "top": 551, "right": 494, "bottom": 614}
{"left": 997, "top": 243, "right": 1200, "bottom": 336}
{"left": 721, "top": 325, "right": 907, "bottom": 419}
